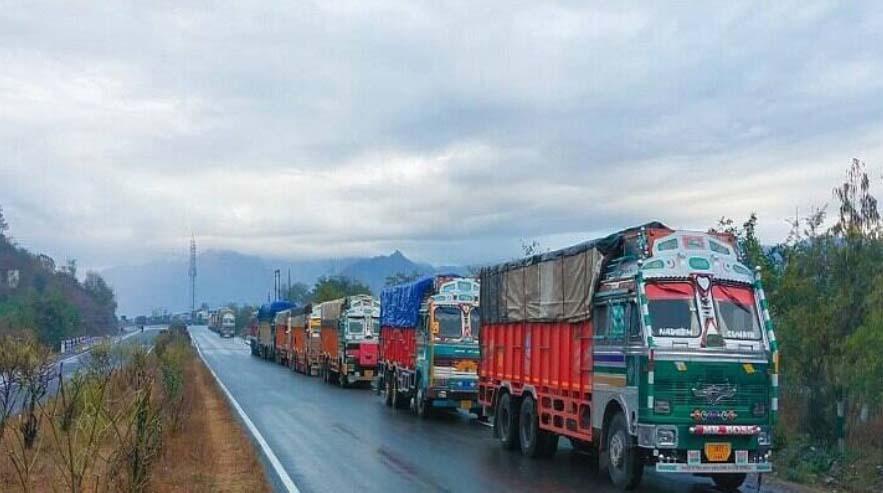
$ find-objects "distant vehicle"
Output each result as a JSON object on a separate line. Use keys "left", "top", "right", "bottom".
{"left": 316, "top": 295, "right": 380, "bottom": 387}
{"left": 378, "top": 275, "right": 482, "bottom": 418}
{"left": 273, "top": 308, "right": 294, "bottom": 366}
{"left": 251, "top": 301, "right": 295, "bottom": 360}
{"left": 208, "top": 309, "right": 221, "bottom": 333}
{"left": 477, "top": 223, "right": 776, "bottom": 490}
{"left": 220, "top": 309, "right": 236, "bottom": 338}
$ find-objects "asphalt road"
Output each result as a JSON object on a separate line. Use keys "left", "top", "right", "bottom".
{"left": 191, "top": 325, "right": 778, "bottom": 493}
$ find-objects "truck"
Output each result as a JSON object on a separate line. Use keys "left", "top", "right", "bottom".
{"left": 478, "top": 223, "right": 777, "bottom": 491}
{"left": 290, "top": 304, "right": 321, "bottom": 376}
{"left": 274, "top": 309, "right": 293, "bottom": 366}
{"left": 378, "top": 275, "right": 483, "bottom": 418}
{"left": 219, "top": 308, "right": 236, "bottom": 338}
{"left": 251, "top": 301, "right": 295, "bottom": 360}
{"left": 316, "top": 295, "right": 380, "bottom": 387}
{"left": 208, "top": 310, "right": 220, "bottom": 332}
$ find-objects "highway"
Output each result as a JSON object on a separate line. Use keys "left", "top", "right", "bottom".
{"left": 191, "top": 325, "right": 779, "bottom": 493}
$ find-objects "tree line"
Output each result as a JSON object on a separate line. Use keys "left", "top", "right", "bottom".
{"left": 715, "top": 159, "right": 883, "bottom": 485}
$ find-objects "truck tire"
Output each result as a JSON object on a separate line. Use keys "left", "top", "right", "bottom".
{"left": 605, "top": 412, "right": 643, "bottom": 490}
{"left": 384, "top": 371, "right": 394, "bottom": 407}
{"left": 338, "top": 370, "right": 348, "bottom": 388}
{"left": 392, "top": 378, "right": 408, "bottom": 409}
{"left": 519, "top": 396, "right": 556, "bottom": 458}
{"left": 712, "top": 473, "right": 746, "bottom": 492}
{"left": 496, "top": 392, "right": 520, "bottom": 450}
{"left": 415, "top": 387, "right": 432, "bottom": 419}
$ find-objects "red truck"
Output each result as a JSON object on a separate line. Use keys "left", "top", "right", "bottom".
{"left": 291, "top": 304, "right": 321, "bottom": 376}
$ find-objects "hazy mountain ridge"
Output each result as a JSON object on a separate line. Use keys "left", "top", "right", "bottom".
{"left": 102, "top": 249, "right": 464, "bottom": 316}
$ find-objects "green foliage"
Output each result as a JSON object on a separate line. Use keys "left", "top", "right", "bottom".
{"left": 285, "top": 282, "right": 311, "bottom": 304}
{"left": 311, "top": 275, "right": 371, "bottom": 303}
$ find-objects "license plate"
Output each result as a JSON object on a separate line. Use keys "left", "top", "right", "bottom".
{"left": 364, "top": 370, "right": 373, "bottom": 378}
{"left": 459, "top": 400, "right": 473, "bottom": 410}
{"left": 704, "top": 442, "right": 732, "bottom": 462}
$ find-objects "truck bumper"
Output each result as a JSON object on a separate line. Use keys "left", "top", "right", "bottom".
{"left": 346, "top": 369, "right": 374, "bottom": 383}
{"left": 655, "top": 462, "right": 772, "bottom": 474}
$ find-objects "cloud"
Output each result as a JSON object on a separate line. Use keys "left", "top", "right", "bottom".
{"left": 1, "top": 1, "right": 882, "bottom": 269}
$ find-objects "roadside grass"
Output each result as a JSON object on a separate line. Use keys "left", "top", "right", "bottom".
{"left": 0, "top": 327, "right": 269, "bottom": 492}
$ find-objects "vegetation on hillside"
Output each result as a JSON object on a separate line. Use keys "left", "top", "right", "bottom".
{"left": 717, "top": 159, "right": 883, "bottom": 490}
{"left": 0, "top": 206, "right": 117, "bottom": 348}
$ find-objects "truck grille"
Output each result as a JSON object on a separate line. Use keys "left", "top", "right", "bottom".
{"left": 655, "top": 367, "right": 767, "bottom": 407}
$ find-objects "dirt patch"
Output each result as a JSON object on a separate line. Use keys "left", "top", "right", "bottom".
{"left": 150, "top": 357, "right": 270, "bottom": 493}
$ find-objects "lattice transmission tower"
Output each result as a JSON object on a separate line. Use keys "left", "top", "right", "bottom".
{"left": 189, "top": 235, "right": 197, "bottom": 314}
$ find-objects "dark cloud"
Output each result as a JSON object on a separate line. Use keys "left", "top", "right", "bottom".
{"left": 1, "top": 1, "right": 882, "bottom": 269}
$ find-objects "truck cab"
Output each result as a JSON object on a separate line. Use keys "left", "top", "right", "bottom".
{"left": 220, "top": 310, "right": 236, "bottom": 338}
{"left": 594, "top": 228, "right": 776, "bottom": 490}
{"left": 338, "top": 296, "right": 380, "bottom": 385}
{"left": 413, "top": 278, "right": 482, "bottom": 417}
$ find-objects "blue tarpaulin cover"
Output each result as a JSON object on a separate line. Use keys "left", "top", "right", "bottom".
{"left": 380, "top": 276, "right": 436, "bottom": 328}
{"left": 257, "top": 301, "right": 295, "bottom": 322}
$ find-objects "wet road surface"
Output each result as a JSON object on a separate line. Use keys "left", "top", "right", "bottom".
{"left": 191, "top": 325, "right": 777, "bottom": 493}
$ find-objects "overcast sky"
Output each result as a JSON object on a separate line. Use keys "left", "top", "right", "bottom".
{"left": 2, "top": 2, "right": 883, "bottom": 269}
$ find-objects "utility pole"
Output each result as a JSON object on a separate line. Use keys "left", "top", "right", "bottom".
{"left": 287, "top": 268, "right": 291, "bottom": 301}
{"left": 189, "top": 235, "right": 197, "bottom": 315}
{"left": 274, "top": 269, "right": 281, "bottom": 301}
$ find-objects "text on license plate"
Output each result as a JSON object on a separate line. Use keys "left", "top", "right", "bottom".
{"left": 704, "top": 442, "right": 732, "bottom": 462}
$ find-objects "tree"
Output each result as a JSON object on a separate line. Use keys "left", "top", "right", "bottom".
{"left": 311, "top": 276, "right": 371, "bottom": 304}
{"left": 520, "top": 239, "right": 544, "bottom": 257}
{"left": 384, "top": 271, "right": 423, "bottom": 286}
{"left": 62, "top": 258, "right": 77, "bottom": 279}
{"left": 0, "top": 205, "right": 8, "bottom": 242}
{"left": 286, "top": 282, "right": 311, "bottom": 304}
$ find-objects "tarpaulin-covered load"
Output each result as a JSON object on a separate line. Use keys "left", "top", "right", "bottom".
{"left": 318, "top": 298, "right": 345, "bottom": 329}
{"left": 480, "top": 222, "right": 668, "bottom": 324}
{"left": 381, "top": 275, "right": 459, "bottom": 328}
{"left": 257, "top": 301, "right": 295, "bottom": 322}
{"left": 290, "top": 304, "right": 312, "bottom": 328}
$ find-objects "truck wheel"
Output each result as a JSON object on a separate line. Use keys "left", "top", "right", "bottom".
{"left": 415, "top": 388, "right": 432, "bottom": 419}
{"left": 384, "top": 373, "right": 393, "bottom": 407}
{"left": 338, "top": 370, "right": 348, "bottom": 388}
{"left": 519, "top": 395, "right": 554, "bottom": 458}
{"left": 392, "top": 379, "right": 407, "bottom": 409}
{"left": 605, "top": 412, "right": 643, "bottom": 490}
{"left": 496, "top": 392, "right": 520, "bottom": 450}
{"left": 712, "top": 474, "right": 746, "bottom": 492}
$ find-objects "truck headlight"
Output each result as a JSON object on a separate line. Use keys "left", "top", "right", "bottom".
{"left": 656, "top": 427, "right": 677, "bottom": 448}
{"left": 654, "top": 399, "right": 671, "bottom": 415}
{"left": 757, "top": 429, "right": 771, "bottom": 446}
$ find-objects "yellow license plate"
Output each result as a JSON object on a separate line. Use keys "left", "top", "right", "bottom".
{"left": 704, "top": 442, "right": 732, "bottom": 462}
{"left": 364, "top": 370, "right": 373, "bottom": 378}
{"left": 459, "top": 400, "right": 473, "bottom": 410}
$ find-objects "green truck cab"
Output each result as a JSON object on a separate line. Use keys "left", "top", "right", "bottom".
{"left": 595, "top": 226, "right": 777, "bottom": 490}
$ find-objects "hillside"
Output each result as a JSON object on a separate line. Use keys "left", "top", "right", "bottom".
{"left": 0, "top": 231, "right": 117, "bottom": 346}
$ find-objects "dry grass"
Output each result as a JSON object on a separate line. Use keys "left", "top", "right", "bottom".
{"left": 149, "top": 356, "right": 269, "bottom": 493}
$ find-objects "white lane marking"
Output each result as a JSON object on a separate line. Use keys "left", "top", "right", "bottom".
{"left": 193, "top": 330, "right": 301, "bottom": 493}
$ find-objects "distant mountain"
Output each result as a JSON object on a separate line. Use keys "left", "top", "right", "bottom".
{"left": 339, "top": 250, "right": 435, "bottom": 294}
{"left": 101, "top": 249, "right": 465, "bottom": 317}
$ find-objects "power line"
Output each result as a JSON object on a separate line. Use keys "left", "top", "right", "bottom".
{"left": 189, "top": 235, "right": 197, "bottom": 314}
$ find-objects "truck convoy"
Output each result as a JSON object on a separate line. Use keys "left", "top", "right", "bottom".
{"left": 316, "top": 295, "right": 380, "bottom": 387}
{"left": 478, "top": 223, "right": 777, "bottom": 490}
{"left": 378, "top": 275, "right": 483, "bottom": 418}
{"left": 207, "top": 308, "right": 236, "bottom": 337}
{"left": 250, "top": 301, "right": 295, "bottom": 360}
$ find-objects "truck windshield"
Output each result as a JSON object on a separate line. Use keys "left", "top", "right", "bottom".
{"left": 435, "top": 306, "right": 463, "bottom": 339}
{"left": 469, "top": 308, "right": 480, "bottom": 339}
{"left": 347, "top": 318, "right": 364, "bottom": 334}
{"left": 713, "top": 285, "right": 762, "bottom": 340}
{"left": 646, "top": 282, "right": 701, "bottom": 338}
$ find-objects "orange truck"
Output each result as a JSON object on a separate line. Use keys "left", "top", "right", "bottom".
{"left": 316, "top": 295, "right": 380, "bottom": 387}
{"left": 291, "top": 304, "right": 321, "bottom": 376}
{"left": 274, "top": 309, "right": 293, "bottom": 366}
